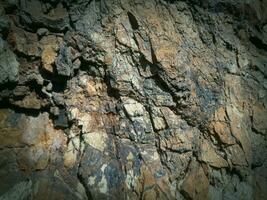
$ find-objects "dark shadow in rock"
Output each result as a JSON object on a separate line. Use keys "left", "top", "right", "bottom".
{"left": 0, "top": 82, "right": 17, "bottom": 92}
{"left": 250, "top": 36, "right": 267, "bottom": 51}
{"left": 127, "top": 12, "right": 139, "bottom": 30}
{"left": 0, "top": 101, "right": 41, "bottom": 117}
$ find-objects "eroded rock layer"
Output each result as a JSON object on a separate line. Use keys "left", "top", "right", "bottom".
{"left": 0, "top": 0, "right": 267, "bottom": 199}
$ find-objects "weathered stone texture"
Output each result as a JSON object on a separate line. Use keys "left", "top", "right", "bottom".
{"left": 0, "top": 0, "right": 266, "bottom": 199}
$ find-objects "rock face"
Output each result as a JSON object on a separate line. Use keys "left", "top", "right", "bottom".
{"left": 0, "top": 0, "right": 266, "bottom": 199}
{"left": 0, "top": 37, "right": 19, "bottom": 84}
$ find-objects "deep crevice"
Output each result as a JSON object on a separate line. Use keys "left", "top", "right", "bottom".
{"left": 249, "top": 36, "right": 267, "bottom": 51}
{"left": 127, "top": 12, "right": 139, "bottom": 30}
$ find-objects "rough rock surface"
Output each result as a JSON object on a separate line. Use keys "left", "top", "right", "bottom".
{"left": 0, "top": 0, "right": 267, "bottom": 199}
{"left": 0, "top": 37, "right": 19, "bottom": 84}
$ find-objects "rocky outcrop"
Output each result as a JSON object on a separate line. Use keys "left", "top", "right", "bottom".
{"left": 0, "top": 0, "right": 266, "bottom": 199}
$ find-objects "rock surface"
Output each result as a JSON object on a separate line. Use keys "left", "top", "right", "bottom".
{"left": 0, "top": 37, "right": 19, "bottom": 84}
{"left": 0, "top": 0, "right": 266, "bottom": 199}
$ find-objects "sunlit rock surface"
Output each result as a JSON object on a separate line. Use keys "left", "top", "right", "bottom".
{"left": 0, "top": 0, "right": 266, "bottom": 199}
